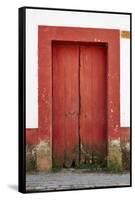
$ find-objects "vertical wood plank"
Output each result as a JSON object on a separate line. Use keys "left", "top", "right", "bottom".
{"left": 80, "top": 46, "right": 107, "bottom": 165}
{"left": 53, "top": 44, "right": 79, "bottom": 168}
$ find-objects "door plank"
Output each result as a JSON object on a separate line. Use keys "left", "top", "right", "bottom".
{"left": 80, "top": 46, "right": 107, "bottom": 165}
{"left": 53, "top": 44, "right": 79, "bottom": 168}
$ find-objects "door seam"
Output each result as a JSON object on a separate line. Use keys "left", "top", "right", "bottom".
{"left": 78, "top": 46, "right": 81, "bottom": 165}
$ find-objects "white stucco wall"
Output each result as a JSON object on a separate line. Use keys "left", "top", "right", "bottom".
{"left": 120, "top": 38, "right": 130, "bottom": 126}
{"left": 26, "top": 8, "right": 130, "bottom": 128}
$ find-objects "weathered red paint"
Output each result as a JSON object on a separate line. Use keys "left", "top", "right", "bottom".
{"left": 26, "top": 26, "right": 126, "bottom": 167}
{"left": 52, "top": 44, "right": 108, "bottom": 166}
{"left": 80, "top": 46, "right": 107, "bottom": 162}
{"left": 53, "top": 44, "right": 79, "bottom": 167}
{"left": 26, "top": 129, "right": 38, "bottom": 145}
{"left": 120, "top": 127, "right": 130, "bottom": 142}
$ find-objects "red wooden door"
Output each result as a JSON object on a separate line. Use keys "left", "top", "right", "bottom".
{"left": 53, "top": 44, "right": 79, "bottom": 168}
{"left": 53, "top": 43, "right": 107, "bottom": 168}
{"left": 80, "top": 46, "right": 107, "bottom": 165}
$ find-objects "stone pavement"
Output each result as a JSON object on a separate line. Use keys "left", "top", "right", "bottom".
{"left": 26, "top": 169, "right": 130, "bottom": 192}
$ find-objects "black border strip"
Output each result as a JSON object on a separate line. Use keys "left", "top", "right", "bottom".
{"left": 19, "top": 7, "right": 26, "bottom": 193}
{"left": 21, "top": 6, "right": 131, "bottom": 15}
{"left": 19, "top": 6, "right": 132, "bottom": 193}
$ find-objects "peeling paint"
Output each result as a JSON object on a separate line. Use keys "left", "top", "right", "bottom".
{"left": 114, "top": 125, "right": 119, "bottom": 132}
{"left": 125, "top": 142, "right": 130, "bottom": 151}
{"left": 26, "top": 140, "right": 52, "bottom": 172}
{"left": 26, "top": 144, "right": 37, "bottom": 172}
{"left": 108, "top": 138, "right": 122, "bottom": 171}
{"left": 36, "top": 140, "right": 51, "bottom": 171}
{"left": 110, "top": 138, "right": 120, "bottom": 146}
{"left": 121, "top": 141, "right": 130, "bottom": 170}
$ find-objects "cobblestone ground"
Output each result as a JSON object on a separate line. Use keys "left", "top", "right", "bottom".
{"left": 26, "top": 169, "right": 130, "bottom": 192}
